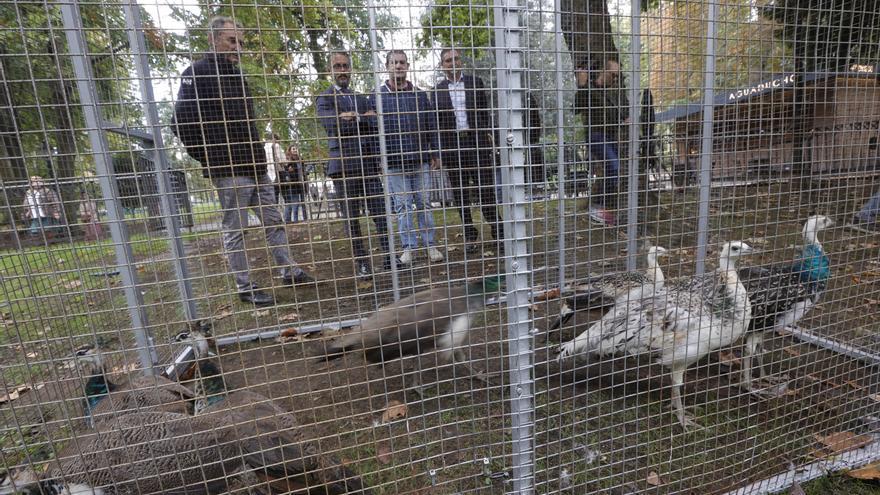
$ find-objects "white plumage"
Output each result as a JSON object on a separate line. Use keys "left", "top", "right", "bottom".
{"left": 557, "top": 242, "right": 754, "bottom": 430}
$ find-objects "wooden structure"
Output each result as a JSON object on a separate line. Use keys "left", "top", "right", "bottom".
{"left": 657, "top": 66, "right": 880, "bottom": 181}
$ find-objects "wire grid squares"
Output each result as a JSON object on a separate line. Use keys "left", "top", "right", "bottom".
{"left": 1, "top": 0, "right": 879, "bottom": 493}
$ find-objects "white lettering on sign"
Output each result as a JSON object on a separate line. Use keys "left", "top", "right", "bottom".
{"left": 850, "top": 64, "right": 875, "bottom": 73}
{"left": 728, "top": 74, "right": 797, "bottom": 101}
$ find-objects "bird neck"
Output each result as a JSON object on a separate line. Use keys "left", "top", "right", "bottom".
{"left": 83, "top": 371, "right": 114, "bottom": 410}
{"left": 718, "top": 258, "right": 751, "bottom": 323}
{"left": 192, "top": 356, "right": 227, "bottom": 411}
{"left": 646, "top": 255, "right": 665, "bottom": 286}
{"left": 792, "top": 242, "right": 830, "bottom": 287}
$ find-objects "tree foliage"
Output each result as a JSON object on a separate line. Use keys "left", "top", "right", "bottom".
{"left": 417, "top": 0, "right": 493, "bottom": 59}
{"left": 762, "top": 0, "right": 880, "bottom": 72}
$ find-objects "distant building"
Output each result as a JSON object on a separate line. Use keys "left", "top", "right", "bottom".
{"left": 657, "top": 64, "right": 880, "bottom": 182}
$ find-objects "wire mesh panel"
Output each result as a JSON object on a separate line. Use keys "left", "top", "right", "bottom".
{"left": 1, "top": 0, "right": 879, "bottom": 493}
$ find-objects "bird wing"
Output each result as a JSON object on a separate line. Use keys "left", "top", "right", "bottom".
{"left": 740, "top": 265, "right": 816, "bottom": 332}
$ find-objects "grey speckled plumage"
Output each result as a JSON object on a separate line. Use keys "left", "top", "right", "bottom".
{"left": 176, "top": 327, "right": 372, "bottom": 495}
{"left": 557, "top": 242, "right": 754, "bottom": 430}
{"left": 75, "top": 345, "right": 193, "bottom": 425}
{"left": 549, "top": 249, "right": 666, "bottom": 331}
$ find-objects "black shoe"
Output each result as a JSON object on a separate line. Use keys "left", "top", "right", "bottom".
{"left": 283, "top": 271, "right": 316, "bottom": 286}
{"left": 382, "top": 256, "right": 395, "bottom": 271}
{"left": 356, "top": 261, "right": 372, "bottom": 279}
{"left": 466, "top": 243, "right": 481, "bottom": 253}
{"left": 239, "top": 288, "right": 274, "bottom": 306}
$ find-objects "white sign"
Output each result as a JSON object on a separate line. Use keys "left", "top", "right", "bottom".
{"left": 728, "top": 74, "right": 797, "bottom": 101}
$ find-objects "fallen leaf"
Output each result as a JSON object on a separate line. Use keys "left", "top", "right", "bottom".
{"left": 25, "top": 352, "right": 38, "bottom": 358}
{"left": 447, "top": 246, "right": 459, "bottom": 253}
{"left": 63, "top": 279, "right": 83, "bottom": 290}
{"left": 356, "top": 281, "right": 373, "bottom": 290}
{"left": 646, "top": 471, "right": 662, "bottom": 486}
{"left": 846, "top": 461, "right": 880, "bottom": 480}
{"left": 717, "top": 350, "right": 741, "bottom": 367}
{"left": 279, "top": 313, "right": 300, "bottom": 323}
{"left": 253, "top": 309, "right": 270, "bottom": 318}
{"left": 851, "top": 275, "right": 862, "bottom": 284}
{"left": 814, "top": 431, "right": 873, "bottom": 455}
{"left": 867, "top": 299, "right": 880, "bottom": 306}
{"left": 279, "top": 328, "right": 301, "bottom": 338}
{"left": 313, "top": 235, "right": 322, "bottom": 241}
{"left": 0, "top": 385, "right": 31, "bottom": 405}
{"left": 381, "top": 400, "right": 408, "bottom": 423}
{"left": 376, "top": 443, "right": 392, "bottom": 465}
{"left": 783, "top": 347, "right": 801, "bottom": 357}
{"left": 868, "top": 394, "right": 880, "bottom": 403}
{"left": 110, "top": 363, "right": 138, "bottom": 374}
{"left": 214, "top": 308, "right": 233, "bottom": 321}
{"left": 533, "top": 288, "right": 560, "bottom": 301}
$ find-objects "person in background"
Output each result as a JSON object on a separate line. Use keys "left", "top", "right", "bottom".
{"left": 281, "top": 144, "right": 308, "bottom": 223}
{"left": 317, "top": 50, "right": 394, "bottom": 278}
{"left": 265, "top": 132, "right": 283, "bottom": 200}
{"left": 433, "top": 48, "right": 502, "bottom": 255}
{"left": 22, "top": 175, "right": 62, "bottom": 238}
{"left": 78, "top": 189, "right": 103, "bottom": 241}
{"left": 575, "top": 58, "right": 629, "bottom": 226}
{"left": 373, "top": 50, "right": 444, "bottom": 266}
{"left": 172, "top": 16, "right": 314, "bottom": 306}
{"left": 850, "top": 188, "right": 880, "bottom": 233}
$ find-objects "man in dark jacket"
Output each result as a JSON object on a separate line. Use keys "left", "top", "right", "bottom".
{"left": 172, "top": 16, "right": 313, "bottom": 306}
{"left": 433, "top": 48, "right": 502, "bottom": 254}
{"left": 373, "top": 50, "right": 444, "bottom": 266}
{"left": 575, "top": 58, "right": 629, "bottom": 226}
{"left": 316, "top": 51, "right": 393, "bottom": 278}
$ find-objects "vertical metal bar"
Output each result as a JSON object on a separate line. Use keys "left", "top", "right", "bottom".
{"left": 695, "top": 0, "right": 719, "bottom": 276}
{"left": 494, "top": 0, "right": 535, "bottom": 492}
{"left": 554, "top": 0, "right": 567, "bottom": 292}
{"left": 122, "top": 1, "right": 198, "bottom": 323}
{"left": 625, "top": 0, "right": 641, "bottom": 271}
{"left": 366, "top": 3, "right": 400, "bottom": 302}
{"left": 60, "top": 0, "right": 158, "bottom": 374}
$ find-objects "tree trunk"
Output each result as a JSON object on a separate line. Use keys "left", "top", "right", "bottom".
{"left": 560, "top": 0, "right": 618, "bottom": 70}
{"left": 0, "top": 47, "right": 28, "bottom": 227}
{"left": 47, "top": 36, "right": 80, "bottom": 228}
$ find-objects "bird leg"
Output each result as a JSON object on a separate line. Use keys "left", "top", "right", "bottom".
{"left": 741, "top": 334, "right": 789, "bottom": 398}
{"left": 669, "top": 366, "right": 700, "bottom": 431}
{"left": 453, "top": 350, "right": 492, "bottom": 385}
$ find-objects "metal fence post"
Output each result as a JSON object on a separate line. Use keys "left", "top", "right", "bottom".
{"left": 494, "top": 0, "right": 535, "bottom": 492}
{"left": 626, "top": 0, "right": 642, "bottom": 271}
{"left": 366, "top": 3, "right": 401, "bottom": 302}
{"left": 695, "top": 0, "right": 719, "bottom": 276}
{"left": 122, "top": 0, "right": 198, "bottom": 324}
{"left": 554, "top": 0, "right": 567, "bottom": 292}
{"left": 59, "top": 0, "right": 158, "bottom": 373}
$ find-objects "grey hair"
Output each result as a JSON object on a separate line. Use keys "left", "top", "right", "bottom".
{"left": 208, "top": 16, "right": 241, "bottom": 38}
{"left": 329, "top": 50, "right": 351, "bottom": 64}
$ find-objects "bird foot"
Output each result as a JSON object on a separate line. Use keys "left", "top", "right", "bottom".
{"left": 744, "top": 378, "right": 791, "bottom": 398}
{"left": 677, "top": 412, "right": 703, "bottom": 432}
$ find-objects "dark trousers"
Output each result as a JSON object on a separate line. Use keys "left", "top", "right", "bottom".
{"left": 588, "top": 132, "right": 621, "bottom": 208}
{"left": 446, "top": 163, "right": 500, "bottom": 242}
{"left": 332, "top": 174, "right": 390, "bottom": 261}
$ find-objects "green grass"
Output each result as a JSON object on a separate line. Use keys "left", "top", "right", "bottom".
{"left": 802, "top": 474, "right": 880, "bottom": 494}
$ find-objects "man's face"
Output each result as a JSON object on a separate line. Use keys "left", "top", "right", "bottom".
{"left": 330, "top": 54, "right": 352, "bottom": 88}
{"left": 441, "top": 50, "right": 463, "bottom": 81}
{"left": 30, "top": 177, "right": 43, "bottom": 188}
{"left": 596, "top": 61, "right": 621, "bottom": 87}
{"left": 210, "top": 24, "right": 244, "bottom": 64}
{"left": 387, "top": 53, "right": 409, "bottom": 83}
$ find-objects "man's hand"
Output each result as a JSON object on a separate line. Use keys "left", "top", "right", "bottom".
{"left": 363, "top": 110, "right": 377, "bottom": 117}
{"left": 339, "top": 111, "right": 358, "bottom": 121}
{"left": 430, "top": 156, "right": 442, "bottom": 170}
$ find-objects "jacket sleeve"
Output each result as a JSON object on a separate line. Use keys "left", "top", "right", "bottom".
{"left": 317, "top": 92, "right": 360, "bottom": 137}
{"left": 172, "top": 65, "right": 209, "bottom": 164}
{"left": 358, "top": 95, "right": 378, "bottom": 134}
{"left": 419, "top": 91, "right": 440, "bottom": 157}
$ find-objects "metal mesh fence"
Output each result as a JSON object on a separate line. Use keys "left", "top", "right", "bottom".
{"left": 1, "top": 0, "right": 879, "bottom": 493}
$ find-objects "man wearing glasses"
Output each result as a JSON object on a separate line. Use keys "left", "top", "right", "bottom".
{"left": 433, "top": 48, "right": 503, "bottom": 255}
{"left": 316, "top": 51, "right": 394, "bottom": 278}
{"left": 575, "top": 58, "right": 629, "bottom": 226}
{"left": 173, "top": 16, "right": 314, "bottom": 306}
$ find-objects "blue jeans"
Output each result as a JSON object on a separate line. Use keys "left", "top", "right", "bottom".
{"left": 283, "top": 193, "right": 308, "bottom": 222}
{"left": 387, "top": 164, "right": 436, "bottom": 249}
{"left": 855, "top": 189, "right": 880, "bottom": 223}
{"left": 588, "top": 132, "right": 620, "bottom": 207}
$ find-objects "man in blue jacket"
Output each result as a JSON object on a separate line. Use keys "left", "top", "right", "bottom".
{"left": 172, "top": 16, "right": 314, "bottom": 306}
{"left": 316, "top": 51, "right": 393, "bottom": 278}
{"left": 373, "top": 50, "right": 445, "bottom": 266}
{"left": 433, "top": 48, "right": 502, "bottom": 254}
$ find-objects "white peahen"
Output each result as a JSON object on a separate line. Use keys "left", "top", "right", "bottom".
{"left": 556, "top": 241, "right": 754, "bottom": 430}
